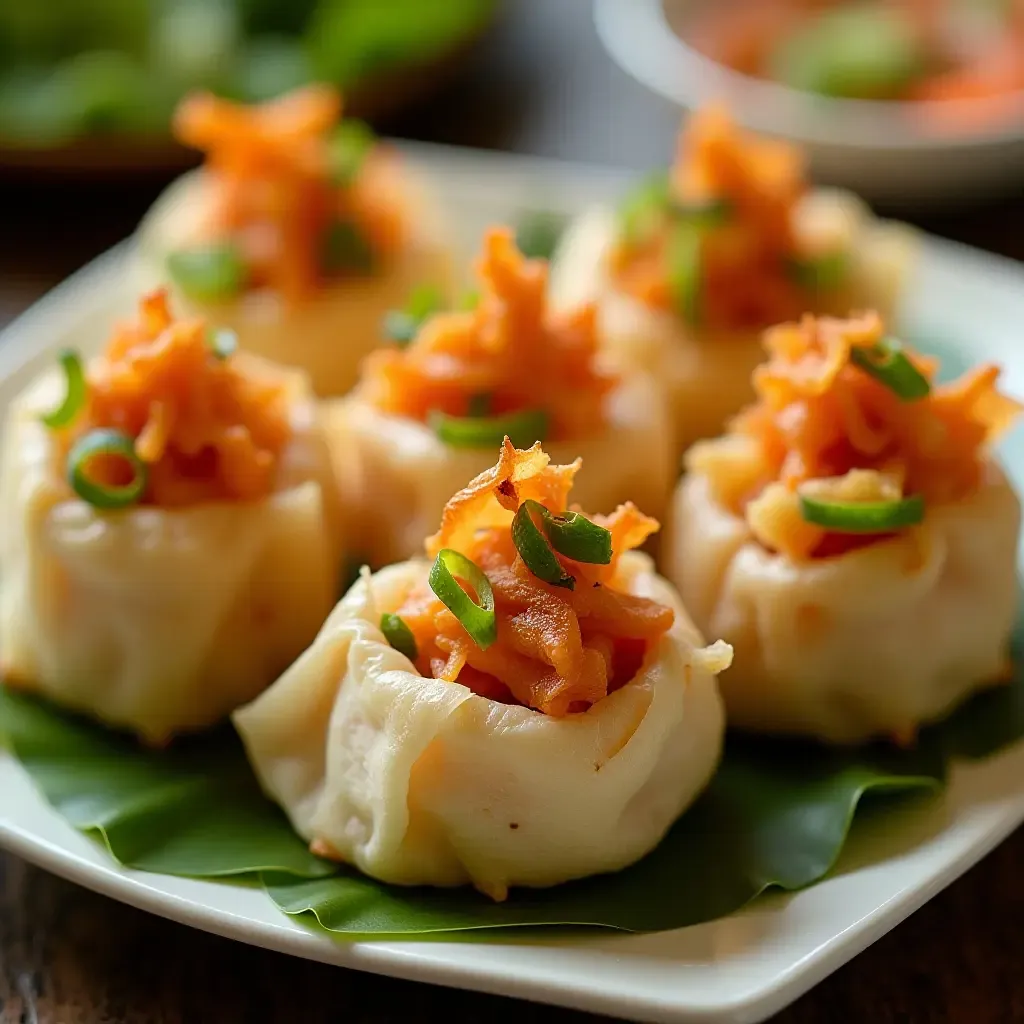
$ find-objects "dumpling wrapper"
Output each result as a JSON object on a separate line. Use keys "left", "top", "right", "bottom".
{"left": 234, "top": 554, "right": 730, "bottom": 900}
{"left": 0, "top": 363, "right": 343, "bottom": 745}
{"left": 134, "top": 164, "right": 456, "bottom": 399}
{"left": 326, "top": 371, "right": 675, "bottom": 567}
{"left": 664, "top": 461, "right": 1020, "bottom": 745}
{"left": 548, "top": 189, "right": 918, "bottom": 462}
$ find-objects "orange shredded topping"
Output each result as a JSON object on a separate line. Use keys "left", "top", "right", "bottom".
{"left": 704, "top": 311, "right": 1022, "bottom": 559}
{"left": 393, "top": 439, "right": 672, "bottom": 716}
{"left": 174, "top": 85, "right": 405, "bottom": 303}
{"left": 360, "top": 227, "right": 616, "bottom": 440}
{"left": 610, "top": 106, "right": 816, "bottom": 329}
{"left": 60, "top": 290, "right": 292, "bottom": 507}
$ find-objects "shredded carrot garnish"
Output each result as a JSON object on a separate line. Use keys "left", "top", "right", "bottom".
{"left": 173, "top": 85, "right": 405, "bottom": 303}
{"left": 61, "top": 290, "right": 292, "bottom": 506}
{"left": 692, "top": 312, "right": 1022, "bottom": 560}
{"left": 395, "top": 439, "right": 672, "bottom": 716}
{"left": 610, "top": 107, "right": 812, "bottom": 328}
{"left": 360, "top": 227, "right": 616, "bottom": 440}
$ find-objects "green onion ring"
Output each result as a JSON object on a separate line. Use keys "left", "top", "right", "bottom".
{"left": 209, "top": 327, "right": 237, "bottom": 360}
{"left": 850, "top": 337, "right": 931, "bottom": 401}
{"left": 66, "top": 428, "right": 148, "bottom": 510}
{"left": 40, "top": 349, "right": 86, "bottom": 429}
{"left": 670, "top": 197, "right": 732, "bottom": 227}
{"left": 428, "top": 549, "right": 497, "bottom": 650}
{"left": 512, "top": 501, "right": 575, "bottom": 589}
{"left": 380, "top": 613, "right": 418, "bottom": 661}
{"left": 430, "top": 408, "right": 549, "bottom": 450}
{"left": 543, "top": 508, "right": 613, "bottom": 564}
{"left": 799, "top": 492, "right": 925, "bottom": 533}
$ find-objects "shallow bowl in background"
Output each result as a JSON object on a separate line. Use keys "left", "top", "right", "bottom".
{"left": 594, "top": 0, "right": 1024, "bottom": 207}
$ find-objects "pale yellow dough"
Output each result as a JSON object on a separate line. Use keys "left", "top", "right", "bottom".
{"left": 134, "top": 167, "right": 456, "bottom": 399}
{"left": 0, "top": 363, "right": 343, "bottom": 745}
{"left": 234, "top": 554, "right": 730, "bottom": 900}
{"left": 548, "top": 191, "right": 919, "bottom": 464}
{"left": 663, "top": 460, "right": 1020, "bottom": 745}
{"left": 327, "top": 371, "right": 675, "bottom": 567}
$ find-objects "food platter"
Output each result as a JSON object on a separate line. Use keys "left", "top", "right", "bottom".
{"left": 1, "top": 142, "right": 1024, "bottom": 1024}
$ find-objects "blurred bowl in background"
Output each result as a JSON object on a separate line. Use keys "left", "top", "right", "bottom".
{"left": 594, "top": 0, "right": 1024, "bottom": 207}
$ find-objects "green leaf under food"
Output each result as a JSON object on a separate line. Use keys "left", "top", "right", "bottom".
{"left": 2, "top": 599, "right": 1023, "bottom": 936}
{"left": 0, "top": 688, "right": 334, "bottom": 880}
{"left": 515, "top": 210, "right": 568, "bottom": 262}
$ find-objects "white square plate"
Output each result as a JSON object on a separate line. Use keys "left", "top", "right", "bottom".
{"left": 2, "top": 143, "right": 1024, "bottom": 1024}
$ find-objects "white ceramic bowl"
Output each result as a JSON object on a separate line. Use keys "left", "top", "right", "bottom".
{"left": 594, "top": 0, "right": 1024, "bottom": 206}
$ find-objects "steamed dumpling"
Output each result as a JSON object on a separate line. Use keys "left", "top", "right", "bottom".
{"left": 235, "top": 440, "right": 730, "bottom": 899}
{"left": 0, "top": 291, "right": 341, "bottom": 744}
{"left": 549, "top": 108, "right": 918, "bottom": 462}
{"left": 664, "top": 313, "right": 1021, "bottom": 745}
{"left": 135, "top": 86, "right": 454, "bottom": 399}
{"left": 329, "top": 227, "right": 673, "bottom": 568}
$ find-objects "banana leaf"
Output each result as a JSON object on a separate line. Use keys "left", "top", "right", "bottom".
{"left": 2, "top": 623, "right": 1022, "bottom": 936}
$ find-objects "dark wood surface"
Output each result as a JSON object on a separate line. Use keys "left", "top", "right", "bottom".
{"left": 1, "top": 2, "right": 1023, "bottom": 1021}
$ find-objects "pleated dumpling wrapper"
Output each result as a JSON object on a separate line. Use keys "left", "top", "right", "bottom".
{"left": 0, "top": 290, "right": 342, "bottom": 745}
{"left": 664, "top": 311, "right": 1022, "bottom": 746}
{"left": 135, "top": 85, "right": 455, "bottom": 398}
{"left": 549, "top": 106, "right": 918, "bottom": 462}
{"left": 235, "top": 440, "right": 731, "bottom": 900}
{"left": 329, "top": 226, "right": 674, "bottom": 568}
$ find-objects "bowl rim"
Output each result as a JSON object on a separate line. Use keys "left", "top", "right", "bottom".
{"left": 594, "top": 0, "right": 1024, "bottom": 152}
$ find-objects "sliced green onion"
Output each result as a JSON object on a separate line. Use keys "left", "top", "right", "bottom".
{"left": 799, "top": 493, "right": 925, "bottom": 533}
{"left": 669, "top": 197, "right": 732, "bottom": 227}
{"left": 380, "top": 612, "right": 418, "bottom": 661}
{"left": 208, "top": 327, "right": 237, "bottom": 360}
{"left": 382, "top": 285, "right": 444, "bottom": 345}
{"left": 167, "top": 243, "right": 247, "bottom": 303}
{"left": 428, "top": 549, "right": 497, "bottom": 650}
{"left": 327, "top": 119, "right": 376, "bottom": 185}
{"left": 850, "top": 337, "right": 931, "bottom": 401}
{"left": 543, "top": 509, "right": 613, "bottom": 565}
{"left": 667, "top": 221, "right": 702, "bottom": 325}
{"left": 515, "top": 210, "right": 567, "bottom": 261}
{"left": 618, "top": 172, "right": 671, "bottom": 247}
{"left": 66, "top": 429, "right": 148, "bottom": 510}
{"left": 466, "top": 393, "right": 492, "bottom": 417}
{"left": 512, "top": 501, "right": 575, "bottom": 590}
{"left": 40, "top": 349, "right": 86, "bottom": 429}
{"left": 321, "top": 219, "right": 374, "bottom": 275}
{"left": 789, "top": 251, "right": 849, "bottom": 292}
{"left": 430, "top": 408, "right": 549, "bottom": 450}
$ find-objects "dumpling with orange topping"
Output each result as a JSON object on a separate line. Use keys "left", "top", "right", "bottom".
{"left": 549, "top": 108, "right": 917, "bottom": 461}
{"left": 329, "top": 226, "right": 674, "bottom": 568}
{"left": 135, "top": 86, "right": 454, "bottom": 398}
{"left": 234, "top": 440, "right": 730, "bottom": 900}
{"left": 0, "top": 291, "right": 341, "bottom": 744}
{"left": 664, "top": 313, "right": 1021, "bottom": 746}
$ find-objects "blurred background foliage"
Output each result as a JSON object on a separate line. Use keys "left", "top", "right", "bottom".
{"left": 0, "top": 0, "right": 498, "bottom": 147}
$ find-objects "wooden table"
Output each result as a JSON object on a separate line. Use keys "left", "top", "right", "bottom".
{"left": 1, "top": 2, "right": 1023, "bottom": 1021}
